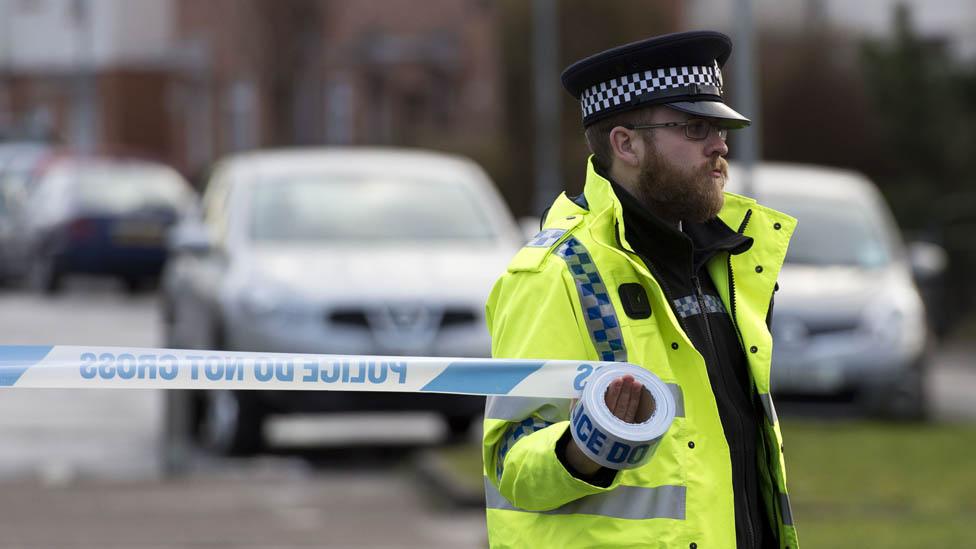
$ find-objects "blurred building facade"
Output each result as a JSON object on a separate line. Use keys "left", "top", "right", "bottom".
{"left": 0, "top": 0, "right": 502, "bottom": 183}
{"left": 0, "top": 0, "right": 176, "bottom": 155}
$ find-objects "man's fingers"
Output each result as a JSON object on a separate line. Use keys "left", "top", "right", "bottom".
{"left": 636, "top": 387, "right": 656, "bottom": 422}
{"left": 624, "top": 381, "right": 642, "bottom": 422}
{"left": 613, "top": 376, "right": 635, "bottom": 421}
{"left": 604, "top": 378, "right": 622, "bottom": 411}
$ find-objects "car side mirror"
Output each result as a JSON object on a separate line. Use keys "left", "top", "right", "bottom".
{"left": 168, "top": 221, "right": 213, "bottom": 256}
{"left": 907, "top": 240, "right": 948, "bottom": 281}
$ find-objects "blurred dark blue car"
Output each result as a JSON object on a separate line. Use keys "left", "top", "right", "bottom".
{"left": 19, "top": 155, "right": 195, "bottom": 293}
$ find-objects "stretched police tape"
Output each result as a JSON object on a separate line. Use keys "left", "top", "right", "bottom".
{"left": 0, "top": 345, "right": 675, "bottom": 469}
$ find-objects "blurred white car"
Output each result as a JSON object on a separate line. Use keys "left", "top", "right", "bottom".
{"left": 161, "top": 148, "right": 523, "bottom": 454}
{"left": 727, "top": 163, "right": 932, "bottom": 419}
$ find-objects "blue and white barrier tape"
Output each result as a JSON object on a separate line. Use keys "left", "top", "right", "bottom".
{"left": 0, "top": 345, "right": 675, "bottom": 469}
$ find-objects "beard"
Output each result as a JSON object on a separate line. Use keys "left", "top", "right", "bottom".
{"left": 632, "top": 147, "right": 728, "bottom": 224}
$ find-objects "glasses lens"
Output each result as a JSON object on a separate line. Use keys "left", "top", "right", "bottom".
{"left": 685, "top": 119, "right": 709, "bottom": 140}
{"left": 717, "top": 127, "right": 729, "bottom": 141}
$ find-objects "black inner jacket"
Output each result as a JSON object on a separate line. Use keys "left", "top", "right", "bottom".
{"left": 610, "top": 181, "right": 778, "bottom": 549}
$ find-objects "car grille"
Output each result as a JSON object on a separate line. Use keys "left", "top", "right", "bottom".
{"left": 329, "top": 310, "right": 370, "bottom": 328}
{"left": 440, "top": 309, "right": 478, "bottom": 327}
{"left": 327, "top": 307, "right": 477, "bottom": 330}
{"left": 773, "top": 315, "right": 861, "bottom": 345}
{"left": 804, "top": 318, "right": 861, "bottom": 336}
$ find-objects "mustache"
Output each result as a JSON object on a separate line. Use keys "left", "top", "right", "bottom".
{"left": 704, "top": 157, "right": 729, "bottom": 177}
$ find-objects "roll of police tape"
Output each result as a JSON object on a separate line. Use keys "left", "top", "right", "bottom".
{"left": 569, "top": 363, "right": 676, "bottom": 470}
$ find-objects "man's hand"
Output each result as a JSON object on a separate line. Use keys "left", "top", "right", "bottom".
{"left": 563, "top": 375, "right": 655, "bottom": 478}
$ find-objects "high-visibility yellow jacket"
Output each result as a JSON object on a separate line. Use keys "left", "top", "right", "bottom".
{"left": 483, "top": 158, "right": 799, "bottom": 548}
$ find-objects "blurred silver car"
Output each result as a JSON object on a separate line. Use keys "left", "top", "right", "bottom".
{"left": 727, "top": 163, "right": 932, "bottom": 419}
{"left": 161, "top": 148, "right": 523, "bottom": 454}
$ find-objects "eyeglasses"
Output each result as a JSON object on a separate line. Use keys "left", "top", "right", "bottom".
{"left": 623, "top": 119, "right": 729, "bottom": 141}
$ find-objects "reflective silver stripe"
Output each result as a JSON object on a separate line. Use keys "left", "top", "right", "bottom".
{"left": 667, "top": 383, "right": 684, "bottom": 418}
{"left": 779, "top": 491, "right": 794, "bottom": 526}
{"left": 485, "top": 396, "right": 571, "bottom": 422}
{"left": 485, "top": 477, "right": 686, "bottom": 521}
{"left": 760, "top": 393, "right": 778, "bottom": 425}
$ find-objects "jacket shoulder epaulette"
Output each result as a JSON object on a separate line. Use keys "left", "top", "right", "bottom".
{"left": 506, "top": 212, "right": 585, "bottom": 273}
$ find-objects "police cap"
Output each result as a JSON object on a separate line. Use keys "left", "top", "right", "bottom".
{"left": 561, "top": 30, "right": 750, "bottom": 128}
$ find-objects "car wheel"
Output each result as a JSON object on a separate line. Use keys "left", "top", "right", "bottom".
{"left": 200, "top": 390, "right": 266, "bottom": 456}
{"left": 122, "top": 276, "right": 142, "bottom": 294}
{"left": 866, "top": 365, "right": 929, "bottom": 421}
{"left": 444, "top": 414, "right": 475, "bottom": 442}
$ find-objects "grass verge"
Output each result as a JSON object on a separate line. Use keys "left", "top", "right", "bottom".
{"left": 431, "top": 420, "right": 976, "bottom": 547}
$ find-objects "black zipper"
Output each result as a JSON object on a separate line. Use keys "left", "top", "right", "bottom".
{"left": 691, "top": 275, "right": 721, "bottom": 393}
{"left": 727, "top": 209, "right": 752, "bottom": 344}
{"left": 692, "top": 275, "right": 714, "bottom": 348}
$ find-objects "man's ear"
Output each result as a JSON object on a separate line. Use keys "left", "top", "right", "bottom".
{"left": 609, "top": 126, "right": 641, "bottom": 169}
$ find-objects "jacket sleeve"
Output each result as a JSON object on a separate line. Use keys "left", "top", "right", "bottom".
{"left": 482, "top": 263, "right": 622, "bottom": 512}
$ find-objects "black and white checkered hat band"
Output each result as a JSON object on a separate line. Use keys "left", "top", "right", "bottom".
{"left": 580, "top": 61, "right": 724, "bottom": 119}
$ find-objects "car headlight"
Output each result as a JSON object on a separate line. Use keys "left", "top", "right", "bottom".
{"left": 860, "top": 288, "right": 926, "bottom": 356}
{"left": 237, "top": 282, "right": 310, "bottom": 324}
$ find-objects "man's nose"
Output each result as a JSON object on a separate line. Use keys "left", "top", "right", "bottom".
{"left": 704, "top": 131, "right": 729, "bottom": 157}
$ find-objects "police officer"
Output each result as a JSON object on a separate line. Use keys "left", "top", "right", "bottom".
{"left": 483, "top": 31, "right": 799, "bottom": 548}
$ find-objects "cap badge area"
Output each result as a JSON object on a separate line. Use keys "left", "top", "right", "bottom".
{"left": 580, "top": 62, "right": 723, "bottom": 118}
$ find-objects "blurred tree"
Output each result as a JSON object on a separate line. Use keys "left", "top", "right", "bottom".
{"left": 759, "top": 29, "right": 887, "bottom": 179}
{"left": 860, "top": 3, "right": 976, "bottom": 227}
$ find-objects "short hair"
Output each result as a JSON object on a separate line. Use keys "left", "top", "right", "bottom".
{"left": 583, "top": 106, "right": 657, "bottom": 172}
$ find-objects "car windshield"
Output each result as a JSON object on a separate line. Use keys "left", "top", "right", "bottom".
{"left": 760, "top": 194, "right": 893, "bottom": 268}
{"left": 69, "top": 164, "right": 193, "bottom": 213}
{"left": 248, "top": 175, "right": 498, "bottom": 242}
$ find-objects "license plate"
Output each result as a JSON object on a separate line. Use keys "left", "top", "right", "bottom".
{"left": 112, "top": 221, "right": 164, "bottom": 245}
{"left": 772, "top": 359, "right": 846, "bottom": 394}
